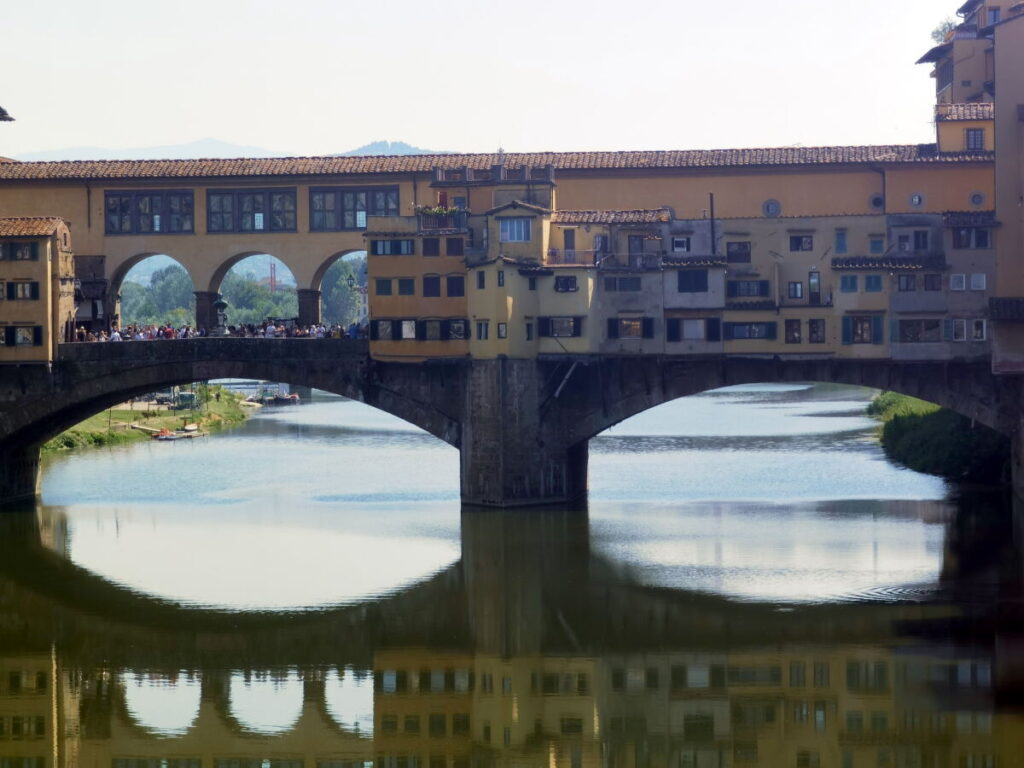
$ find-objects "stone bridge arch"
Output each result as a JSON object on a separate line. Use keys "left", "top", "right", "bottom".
{"left": 108, "top": 253, "right": 198, "bottom": 328}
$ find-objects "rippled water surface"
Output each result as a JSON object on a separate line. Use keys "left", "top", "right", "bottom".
{"left": 2, "top": 382, "right": 1018, "bottom": 766}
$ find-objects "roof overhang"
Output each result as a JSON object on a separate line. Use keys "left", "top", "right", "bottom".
{"left": 917, "top": 42, "right": 953, "bottom": 64}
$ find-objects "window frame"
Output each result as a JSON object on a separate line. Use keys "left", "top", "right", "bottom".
{"left": 369, "top": 239, "right": 415, "bottom": 256}
{"left": 498, "top": 217, "right": 532, "bottom": 243}
{"left": 965, "top": 128, "right": 986, "bottom": 151}
{"left": 787, "top": 281, "right": 804, "bottom": 299}
{"left": 726, "top": 241, "right": 752, "bottom": 263}
{"left": 808, "top": 319, "right": 826, "bottom": 344}
{"left": 789, "top": 235, "right": 814, "bottom": 252}
{"left": 554, "top": 275, "right": 578, "bottom": 293}
{"left": 864, "top": 274, "right": 883, "bottom": 293}
{"left": 671, "top": 236, "right": 691, "bottom": 252}
{"left": 309, "top": 186, "right": 399, "bottom": 231}
{"left": 104, "top": 189, "right": 195, "bottom": 235}
{"left": 207, "top": 188, "right": 297, "bottom": 234}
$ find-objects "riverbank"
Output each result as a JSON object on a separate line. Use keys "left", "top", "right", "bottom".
{"left": 42, "top": 386, "right": 249, "bottom": 453}
{"left": 868, "top": 391, "right": 1009, "bottom": 484}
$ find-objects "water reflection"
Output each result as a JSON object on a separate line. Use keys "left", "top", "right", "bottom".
{"left": 0, "top": 497, "right": 1021, "bottom": 767}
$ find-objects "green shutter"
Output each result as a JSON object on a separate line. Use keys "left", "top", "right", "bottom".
{"left": 766, "top": 322, "right": 778, "bottom": 340}
{"left": 30, "top": 282, "right": 39, "bottom": 300}
{"left": 30, "top": 242, "right": 39, "bottom": 261}
{"left": 666, "top": 318, "right": 681, "bottom": 342}
{"left": 538, "top": 317, "right": 551, "bottom": 337}
{"left": 706, "top": 318, "right": 721, "bottom": 342}
{"left": 758, "top": 280, "right": 770, "bottom": 297}
{"left": 872, "top": 315, "right": 884, "bottom": 345}
{"left": 4, "top": 327, "right": 15, "bottom": 347}
{"left": 943, "top": 318, "right": 954, "bottom": 341}
{"left": 607, "top": 318, "right": 619, "bottom": 339}
{"left": 641, "top": 317, "right": 655, "bottom": 339}
{"left": 33, "top": 326, "right": 43, "bottom": 346}
{"left": 842, "top": 316, "right": 853, "bottom": 345}
{"left": 572, "top": 317, "right": 583, "bottom": 337}
{"left": 6, "top": 283, "right": 14, "bottom": 301}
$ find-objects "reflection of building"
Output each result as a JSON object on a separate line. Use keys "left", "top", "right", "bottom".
{"left": 0, "top": 218, "right": 76, "bottom": 363}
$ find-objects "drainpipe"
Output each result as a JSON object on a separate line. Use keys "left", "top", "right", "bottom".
{"left": 867, "top": 163, "right": 887, "bottom": 212}
{"left": 709, "top": 193, "right": 717, "bottom": 255}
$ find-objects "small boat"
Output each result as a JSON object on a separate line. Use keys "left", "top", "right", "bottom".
{"left": 183, "top": 423, "right": 199, "bottom": 432}
{"left": 154, "top": 428, "right": 182, "bottom": 441}
{"left": 271, "top": 393, "right": 300, "bottom": 405}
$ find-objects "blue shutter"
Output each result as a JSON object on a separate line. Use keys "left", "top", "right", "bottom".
{"left": 5, "top": 283, "right": 14, "bottom": 300}
{"left": 766, "top": 323, "right": 778, "bottom": 340}
{"left": 4, "top": 327, "right": 14, "bottom": 346}
{"left": 943, "top": 318, "right": 954, "bottom": 341}
{"left": 440, "top": 320, "right": 451, "bottom": 340}
{"left": 572, "top": 317, "right": 583, "bottom": 337}
{"left": 607, "top": 318, "right": 619, "bottom": 339}
{"left": 666, "top": 318, "right": 681, "bottom": 342}
{"left": 706, "top": 318, "right": 721, "bottom": 342}
{"left": 842, "top": 316, "right": 853, "bottom": 345}
{"left": 641, "top": 317, "right": 654, "bottom": 339}
{"left": 538, "top": 317, "right": 552, "bottom": 337}
{"left": 30, "top": 242, "right": 39, "bottom": 261}
{"left": 30, "top": 282, "right": 39, "bottom": 300}
{"left": 33, "top": 326, "right": 43, "bottom": 346}
{"left": 758, "top": 280, "right": 770, "bottom": 297}
{"left": 872, "top": 315, "right": 884, "bottom": 344}
{"left": 726, "top": 282, "right": 738, "bottom": 298}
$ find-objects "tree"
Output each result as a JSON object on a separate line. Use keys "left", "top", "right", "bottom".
{"left": 321, "top": 255, "right": 367, "bottom": 327}
{"left": 932, "top": 18, "right": 956, "bottom": 44}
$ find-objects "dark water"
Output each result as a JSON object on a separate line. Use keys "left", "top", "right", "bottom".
{"left": 2, "top": 383, "right": 1021, "bottom": 767}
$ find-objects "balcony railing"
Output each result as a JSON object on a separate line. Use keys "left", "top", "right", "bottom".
{"left": 546, "top": 250, "right": 666, "bottom": 269}
{"left": 417, "top": 211, "right": 469, "bottom": 232}
{"left": 546, "top": 249, "right": 605, "bottom": 266}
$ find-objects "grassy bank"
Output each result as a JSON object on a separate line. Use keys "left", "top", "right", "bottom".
{"left": 868, "top": 391, "right": 1009, "bottom": 484}
{"left": 42, "top": 385, "right": 249, "bottom": 454}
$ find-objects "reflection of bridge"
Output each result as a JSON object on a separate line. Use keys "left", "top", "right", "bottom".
{"left": 0, "top": 339, "right": 1021, "bottom": 507}
{"left": 1, "top": 505, "right": 1023, "bottom": 768}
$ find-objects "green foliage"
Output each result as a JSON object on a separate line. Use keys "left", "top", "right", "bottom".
{"left": 321, "top": 255, "right": 366, "bottom": 326}
{"left": 220, "top": 270, "right": 298, "bottom": 327}
{"left": 870, "top": 392, "right": 1010, "bottom": 484}
{"left": 121, "top": 264, "right": 196, "bottom": 326}
{"left": 931, "top": 17, "right": 956, "bottom": 43}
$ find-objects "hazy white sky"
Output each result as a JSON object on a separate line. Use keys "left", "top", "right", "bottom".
{"left": 2, "top": 0, "right": 951, "bottom": 156}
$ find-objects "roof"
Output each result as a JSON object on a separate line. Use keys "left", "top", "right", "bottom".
{"left": 551, "top": 209, "right": 670, "bottom": 225}
{"left": 0, "top": 216, "right": 67, "bottom": 237}
{"left": 990, "top": 297, "right": 1024, "bottom": 321}
{"left": 0, "top": 106, "right": 13, "bottom": 122}
{"left": 664, "top": 256, "right": 727, "bottom": 268}
{"left": 917, "top": 42, "right": 953, "bottom": 64}
{"left": 936, "top": 103, "right": 994, "bottom": 121}
{"left": 831, "top": 255, "right": 943, "bottom": 271}
{"left": 944, "top": 210, "right": 997, "bottom": 226}
{"left": 0, "top": 144, "right": 993, "bottom": 183}
{"left": 484, "top": 200, "right": 550, "bottom": 216}
{"left": 958, "top": 0, "right": 982, "bottom": 15}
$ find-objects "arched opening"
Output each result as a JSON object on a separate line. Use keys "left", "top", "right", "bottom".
{"left": 120, "top": 670, "right": 201, "bottom": 736}
{"left": 313, "top": 250, "right": 368, "bottom": 329}
{"left": 586, "top": 381, "right": 952, "bottom": 603}
{"left": 324, "top": 667, "right": 374, "bottom": 735}
{"left": 228, "top": 669, "right": 303, "bottom": 734}
{"left": 209, "top": 253, "right": 299, "bottom": 331}
{"left": 113, "top": 254, "right": 197, "bottom": 330}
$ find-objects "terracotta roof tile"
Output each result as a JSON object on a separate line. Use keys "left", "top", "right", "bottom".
{"left": 990, "top": 297, "right": 1024, "bottom": 321}
{"left": 831, "top": 255, "right": 943, "bottom": 270}
{"left": 943, "top": 210, "right": 997, "bottom": 226}
{"left": 664, "top": 256, "right": 727, "bottom": 267}
{"left": 484, "top": 200, "right": 550, "bottom": 216}
{"left": 0, "top": 216, "right": 66, "bottom": 237}
{"left": 551, "top": 209, "right": 670, "bottom": 225}
{"left": 936, "top": 103, "right": 994, "bottom": 121}
{"left": 0, "top": 145, "right": 992, "bottom": 182}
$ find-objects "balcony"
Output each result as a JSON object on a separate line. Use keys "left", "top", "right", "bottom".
{"left": 547, "top": 248, "right": 600, "bottom": 266}
{"left": 417, "top": 210, "right": 469, "bottom": 233}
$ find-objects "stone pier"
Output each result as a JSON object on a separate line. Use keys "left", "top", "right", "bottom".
{"left": 193, "top": 291, "right": 220, "bottom": 332}
{"left": 297, "top": 289, "right": 322, "bottom": 327}
{"left": 0, "top": 445, "right": 41, "bottom": 505}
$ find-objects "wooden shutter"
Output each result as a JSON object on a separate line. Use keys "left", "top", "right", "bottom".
{"left": 391, "top": 320, "right": 403, "bottom": 340}
{"left": 758, "top": 280, "right": 770, "bottom": 297}
{"left": 872, "top": 315, "right": 884, "bottom": 344}
{"left": 641, "top": 317, "right": 654, "bottom": 339}
{"left": 841, "top": 316, "right": 853, "bottom": 345}
{"left": 415, "top": 320, "right": 427, "bottom": 341}
{"left": 726, "top": 281, "right": 738, "bottom": 298}
{"left": 30, "top": 282, "right": 39, "bottom": 300}
{"left": 538, "top": 317, "right": 551, "bottom": 337}
{"left": 607, "top": 318, "right": 619, "bottom": 339}
{"left": 440, "top": 320, "right": 451, "bottom": 340}
{"left": 6, "top": 283, "right": 14, "bottom": 300}
{"left": 943, "top": 318, "right": 954, "bottom": 341}
{"left": 4, "top": 327, "right": 15, "bottom": 346}
{"left": 765, "top": 323, "right": 777, "bottom": 340}
{"left": 666, "top": 318, "right": 681, "bottom": 342}
{"left": 33, "top": 326, "right": 43, "bottom": 346}
{"left": 30, "top": 242, "right": 39, "bottom": 260}
{"left": 572, "top": 317, "right": 583, "bottom": 337}
{"left": 706, "top": 318, "right": 721, "bottom": 342}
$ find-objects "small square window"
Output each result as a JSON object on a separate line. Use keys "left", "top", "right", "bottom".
{"left": 497, "top": 322, "right": 507, "bottom": 339}
{"left": 809, "top": 319, "right": 826, "bottom": 343}
{"left": 788, "top": 282, "right": 803, "bottom": 299}
{"left": 726, "top": 242, "right": 751, "bottom": 263}
{"left": 897, "top": 275, "right": 916, "bottom": 292}
{"left": 869, "top": 237, "right": 885, "bottom": 254}
{"left": 789, "top": 235, "right": 813, "bottom": 252}
{"left": 970, "top": 273, "right": 987, "bottom": 291}
{"left": 672, "top": 237, "right": 691, "bottom": 252}
{"left": 953, "top": 318, "right": 967, "bottom": 341}
{"left": 476, "top": 321, "right": 489, "bottom": 340}
{"left": 972, "top": 319, "right": 987, "bottom": 341}
{"left": 398, "top": 278, "right": 415, "bottom": 296}
{"left": 375, "top": 278, "right": 392, "bottom": 296}
{"left": 840, "top": 275, "right": 858, "bottom": 293}
{"left": 528, "top": 277, "right": 537, "bottom": 290}
{"left": 865, "top": 275, "right": 883, "bottom": 292}
{"left": 924, "top": 274, "right": 942, "bottom": 291}
{"left": 554, "top": 275, "right": 578, "bottom": 292}
{"left": 950, "top": 274, "right": 966, "bottom": 291}
{"left": 423, "top": 238, "right": 440, "bottom": 257}
{"left": 423, "top": 275, "right": 441, "bottom": 297}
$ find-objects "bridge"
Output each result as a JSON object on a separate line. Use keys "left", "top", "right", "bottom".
{"left": 0, "top": 340, "right": 1021, "bottom": 507}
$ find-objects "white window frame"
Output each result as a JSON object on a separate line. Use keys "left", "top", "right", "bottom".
{"left": 499, "top": 217, "right": 531, "bottom": 243}
{"left": 671, "top": 237, "right": 691, "bottom": 252}
{"left": 400, "top": 320, "right": 417, "bottom": 340}
{"left": 681, "top": 319, "right": 705, "bottom": 340}
{"left": 953, "top": 318, "right": 967, "bottom": 341}
{"left": 970, "top": 273, "right": 987, "bottom": 291}
{"left": 476, "top": 320, "right": 489, "bottom": 340}
{"left": 972, "top": 319, "right": 987, "bottom": 341}
{"left": 950, "top": 274, "right": 966, "bottom": 291}
{"left": 497, "top": 322, "right": 507, "bottom": 339}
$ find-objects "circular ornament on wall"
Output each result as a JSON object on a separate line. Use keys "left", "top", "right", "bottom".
{"left": 762, "top": 199, "right": 782, "bottom": 217}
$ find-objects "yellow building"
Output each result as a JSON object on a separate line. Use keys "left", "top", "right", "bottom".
{"left": 0, "top": 218, "right": 76, "bottom": 364}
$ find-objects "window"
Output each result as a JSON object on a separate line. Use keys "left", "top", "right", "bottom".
{"left": 497, "top": 270, "right": 505, "bottom": 287}
{"left": 497, "top": 322, "right": 507, "bottom": 339}
{"left": 429, "top": 713, "right": 446, "bottom": 737}
{"left": 105, "top": 190, "right": 195, "bottom": 234}
{"left": 423, "top": 238, "right": 440, "bottom": 256}
{"left": 446, "top": 237, "right": 464, "bottom": 256}
{"left": 785, "top": 319, "right": 801, "bottom": 344}
{"left": 869, "top": 237, "right": 885, "bottom": 254}
{"left": 834, "top": 230, "right": 847, "bottom": 254}
{"left": 449, "top": 319, "right": 467, "bottom": 339}
{"left": 910, "top": 193, "right": 924, "bottom": 207}
{"left": 401, "top": 320, "right": 416, "bottom": 339}
{"left": 953, "top": 227, "right": 991, "bottom": 249}
{"left": 499, "top": 217, "right": 531, "bottom": 242}
{"left": 476, "top": 321, "right": 489, "bottom": 340}
{"left": 865, "top": 274, "right": 883, "bottom": 292}
{"left": 727, "top": 280, "right": 770, "bottom": 298}
{"left": 677, "top": 269, "right": 708, "bottom": 293}
{"left": 672, "top": 236, "right": 691, "bottom": 252}
{"left": 424, "top": 320, "right": 441, "bottom": 340}
{"left": 423, "top": 275, "right": 441, "bottom": 297}
{"left": 970, "top": 273, "right": 987, "bottom": 291}
{"left": 813, "top": 663, "right": 830, "bottom": 687}
{"left": 898, "top": 235, "right": 911, "bottom": 252}
{"left": 309, "top": 187, "right": 398, "bottom": 230}
{"left": 370, "top": 239, "right": 414, "bottom": 255}
{"left": 605, "top": 276, "right": 642, "bottom": 291}
{"left": 375, "top": 278, "right": 392, "bottom": 296}
{"left": 808, "top": 319, "right": 826, "bottom": 343}
{"left": 1, "top": 242, "right": 39, "bottom": 260}
{"left": 965, "top": 128, "right": 986, "bottom": 151}
{"left": 972, "top": 319, "right": 987, "bottom": 341}
{"left": 842, "top": 315, "right": 883, "bottom": 344}
{"left": 398, "top": 278, "right": 415, "bottom": 296}
{"left": 476, "top": 271, "right": 485, "bottom": 290}
{"left": 897, "top": 274, "right": 916, "bottom": 292}
{"left": 951, "top": 273, "right": 967, "bottom": 291}
{"left": 525, "top": 321, "right": 533, "bottom": 340}
{"left": 763, "top": 199, "right": 782, "bottom": 217}
{"left": 554, "top": 275, "right": 578, "bottom": 292}
{"left": 539, "top": 316, "right": 583, "bottom": 338}
{"left": 840, "top": 275, "right": 858, "bottom": 293}
{"left": 913, "top": 230, "right": 930, "bottom": 251}
{"left": 988, "top": 7, "right": 1001, "bottom": 23}
{"left": 724, "top": 322, "right": 777, "bottom": 340}
{"left": 898, "top": 319, "right": 942, "bottom": 343}
{"left": 5, "top": 327, "right": 43, "bottom": 347}
{"left": 7, "top": 282, "right": 39, "bottom": 300}
{"left": 528, "top": 277, "right": 537, "bottom": 290}
{"left": 788, "top": 282, "right": 804, "bottom": 299}
{"left": 207, "top": 189, "right": 296, "bottom": 233}
{"left": 726, "top": 241, "right": 751, "bottom": 263}
{"left": 953, "top": 318, "right": 967, "bottom": 341}
{"left": 447, "top": 275, "right": 465, "bottom": 297}
{"left": 608, "top": 317, "right": 654, "bottom": 339}
{"left": 789, "top": 235, "right": 813, "bottom": 251}
{"left": 920, "top": 273, "right": 940, "bottom": 291}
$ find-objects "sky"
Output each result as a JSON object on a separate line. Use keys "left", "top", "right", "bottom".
{"left": 1, "top": 0, "right": 953, "bottom": 157}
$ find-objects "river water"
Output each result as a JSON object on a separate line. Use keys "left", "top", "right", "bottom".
{"left": 1, "top": 383, "right": 1020, "bottom": 767}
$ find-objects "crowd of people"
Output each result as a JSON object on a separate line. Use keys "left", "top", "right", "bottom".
{"left": 73, "top": 321, "right": 368, "bottom": 342}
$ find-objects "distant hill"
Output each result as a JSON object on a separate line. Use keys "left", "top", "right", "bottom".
{"left": 13, "top": 138, "right": 446, "bottom": 162}
{"left": 336, "top": 140, "right": 447, "bottom": 156}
